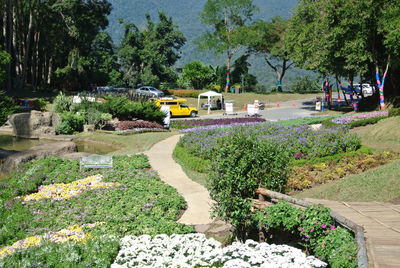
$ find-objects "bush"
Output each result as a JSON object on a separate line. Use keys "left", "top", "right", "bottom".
{"left": 163, "top": 89, "right": 204, "bottom": 98}
{"left": 255, "top": 201, "right": 357, "bottom": 267}
{"left": 173, "top": 145, "right": 211, "bottom": 173}
{"left": 56, "top": 112, "right": 85, "bottom": 134}
{"left": 0, "top": 91, "right": 18, "bottom": 125}
{"left": 85, "top": 108, "right": 111, "bottom": 129}
{"left": 33, "top": 98, "right": 49, "bottom": 111}
{"left": 314, "top": 228, "right": 358, "bottom": 268}
{"left": 101, "top": 95, "right": 165, "bottom": 123}
{"left": 52, "top": 92, "right": 72, "bottom": 113}
{"left": 208, "top": 132, "right": 290, "bottom": 240}
{"left": 389, "top": 107, "right": 400, "bottom": 117}
{"left": 289, "top": 76, "right": 321, "bottom": 93}
{"left": 116, "top": 120, "right": 163, "bottom": 130}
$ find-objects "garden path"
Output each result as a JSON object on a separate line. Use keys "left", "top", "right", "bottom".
{"left": 308, "top": 199, "right": 400, "bottom": 268}
{"left": 145, "top": 135, "right": 214, "bottom": 225}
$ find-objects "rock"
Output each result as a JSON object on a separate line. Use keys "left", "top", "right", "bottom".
{"left": 83, "top": 124, "right": 95, "bottom": 132}
{"left": 1, "top": 142, "right": 77, "bottom": 173}
{"left": 8, "top": 110, "right": 59, "bottom": 139}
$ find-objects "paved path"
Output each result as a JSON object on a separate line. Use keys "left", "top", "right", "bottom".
{"left": 145, "top": 135, "right": 213, "bottom": 225}
{"left": 307, "top": 199, "right": 400, "bottom": 268}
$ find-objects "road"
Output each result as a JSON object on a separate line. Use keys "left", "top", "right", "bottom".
{"left": 191, "top": 98, "right": 319, "bottom": 121}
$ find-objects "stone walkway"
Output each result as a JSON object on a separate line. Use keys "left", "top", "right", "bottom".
{"left": 307, "top": 199, "right": 400, "bottom": 268}
{"left": 145, "top": 135, "right": 214, "bottom": 225}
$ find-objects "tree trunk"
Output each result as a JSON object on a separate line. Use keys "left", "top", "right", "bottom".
{"left": 225, "top": 50, "right": 232, "bottom": 93}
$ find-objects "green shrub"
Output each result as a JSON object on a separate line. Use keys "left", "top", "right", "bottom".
{"left": 314, "top": 228, "right": 358, "bottom": 268}
{"left": 0, "top": 91, "right": 18, "bottom": 125}
{"left": 56, "top": 112, "right": 85, "bottom": 134}
{"left": 347, "top": 116, "right": 387, "bottom": 128}
{"left": 52, "top": 92, "right": 72, "bottom": 113}
{"left": 85, "top": 108, "right": 112, "bottom": 129}
{"left": 255, "top": 201, "right": 357, "bottom": 267}
{"left": 389, "top": 107, "right": 400, "bottom": 117}
{"left": 101, "top": 95, "right": 164, "bottom": 123}
{"left": 173, "top": 145, "right": 211, "bottom": 173}
{"left": 33, "top": 98, "right": 49, "bottom": 111}
{"left": 289, "top": 75, "right": 321, "bottom": 93}
{"left": 208, "top": 132, "right": 290, "bottom": 240}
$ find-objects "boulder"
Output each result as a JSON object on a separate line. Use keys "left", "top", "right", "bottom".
{"left": 8, "top": 110, "right": 59, "bottom": 139}
{"left": 1, "top": 142, "right": 77, "bottom": 173}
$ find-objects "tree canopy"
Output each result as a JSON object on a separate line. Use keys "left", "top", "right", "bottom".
{"left": 284, "top": 0, "right": 400, "bottom": 96}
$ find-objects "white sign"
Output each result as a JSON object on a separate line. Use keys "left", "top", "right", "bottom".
{"left": 315, "top": 101, "right": 321, "bottom": 111}
{"left": 247, "top": 104, "right": 258, "bottom": 116}
{"left": 225, "top": 103, "right": 234, "bottom": 114}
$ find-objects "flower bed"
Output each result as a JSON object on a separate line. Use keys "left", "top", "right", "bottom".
{"left": 116, "top": 120, "right": 164, "bottom": 130}
{"left": 328, "top": 111, "right": 388, "bottom": 127}
{"left": 179, "top": 122, "right": 360, "bottom": 160}
{"left": 0, "top": 223, "right": 104, "bottom": 258}
{"left": 112, "top": 233, "right": 326, "bottom": 268}
{"left": 18, "top": 175, "right": 120, "bottom": 202}
{"left": 172, "top": 117, "right": 266, "bottom": 129}
{"left": 0, "top": 155, "right": 194, "bottom": 266}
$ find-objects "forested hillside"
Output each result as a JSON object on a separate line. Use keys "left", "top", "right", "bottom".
{"left": 107, "top": 0, "right": 303, "bottom": 88}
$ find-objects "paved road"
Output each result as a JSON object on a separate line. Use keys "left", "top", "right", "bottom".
{"left": 185, "top": 98, "right": 319, "bottom": 121}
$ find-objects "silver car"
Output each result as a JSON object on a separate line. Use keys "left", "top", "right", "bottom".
{"left": 136, "top": 86, "right": 164, "bottom": 97}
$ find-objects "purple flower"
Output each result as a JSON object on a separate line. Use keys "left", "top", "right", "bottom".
{"left": 321, "top": 224, "right": 327, "bottom": 228}
{"left": 330, "top": 226, "right": 336, "bottom": 230}
{"left": 143, "top": 202, "right": 154, "bottom": 208}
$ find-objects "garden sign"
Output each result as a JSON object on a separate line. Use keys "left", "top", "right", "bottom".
{"left": 80, "top": 155, "right": 113, "bottom": 170}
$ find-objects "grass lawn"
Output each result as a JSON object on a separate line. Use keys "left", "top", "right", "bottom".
{"left": 76, "top": 130, "right": 178, "bottom": 155}
{"left": 351, "top": 117, "right": 400, "bottom": 152}
{"left": 294, "top": 159, "right": 400, "bottom": 203}
{"left": 295, "top": 116, "right": 400, "bottom": 202}
{"left": 184, "top": 92, "right": 321, "bottom": 116}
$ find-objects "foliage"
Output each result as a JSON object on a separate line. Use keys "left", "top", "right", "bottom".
{"left": 85, "top": 108, "right": 112, "bottom": 129}
{"left": 118, "top": 12, "right": 186, "bottom": 88}
{"left": 289, "top": 76, "right": 321, "bottom": 93}
{"left": 284, "top": 0, "right": 400, "bottom": 96}
{"left": 173, "top": 145, "right": 211, "bottom": 173}
{"left": 314, "top": 228, "right": 358, "bottom": 268}
{"left": 180, "top": 61, "right": 215, "bottom": 89}
{"left": 162, "top": 89, "right": 205, "bottom": 98}
{"left": 277, "top": 116, "right": 339, "bottom": 126}
{"left": 116, "top": 121, "right": 163, "bottom": 130}
{"left": 389, "top": 107, "right": 400, "bottom": 117}
{"left": 241, "top": 17, "right": 291, "bottom": 91}
{"left": 56, "top": 112, "right": 85, "bottom": 134}
{"left": 179, "top": 123, "right": 361, "bottom": 160}
{"left": 0, "top": 155, "right": 194, "bottom": 264}
{"left": 208, "top": 132, "right": 290, "bottom": 240}
{"left": 52, "top": 92, "right": 73, "bottom": 113}
{"left": 0, "top": 50, "right": 11, "bottom": 85}
{"left": 32, "top": 98, "right": 49, "bottom": 111}
{"left": 198, "top": 0, "right": 257, "bottom": 92}
{"left": 101, "top": 95, "right": 165, "bottom": 123}
{"left": 324, "top": 111, "right": 389, "bottom": 129}
{"left": 0, "top": 91, "right": 18, "bottom": 126}
{"left": 171, "top": 117, "right": 265, "bottom": 129}
{"left": 255, "top": 201, "right": 357, "bottom": 267}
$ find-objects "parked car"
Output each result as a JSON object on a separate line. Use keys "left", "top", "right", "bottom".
{"left": 154, "top": 98, "right": 198, "bottom": 117}
{"left": 136, "top": 86, "right": 164, "bottom": 98}
{"left": 353, "top": 83, "right": 375, "bottom": 96}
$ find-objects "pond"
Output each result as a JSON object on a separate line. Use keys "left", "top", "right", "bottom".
{"left": 0, "top": 134, "right": 118, "bottom": 155}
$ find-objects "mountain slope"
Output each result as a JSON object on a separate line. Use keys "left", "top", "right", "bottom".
{"left": 107, "top": 0, "right": 303, "bottom": 87}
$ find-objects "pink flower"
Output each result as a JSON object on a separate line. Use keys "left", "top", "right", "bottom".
{"left": 321, "top": 224, "right": 327, "bottom": 228}
{"left": 330, "top": 226, "right": 336, "bottom": 230}
{"left": 305, "top": 234, "right": 309, "bottom": 238}
{"left": 310, "top": 228, "right": 315, "bottom": 232}
{"left": 326, "top": 230, "right": 330, "bottom": 233}
{"left": 299, "top": 227, "right": 304, "bottom": 231}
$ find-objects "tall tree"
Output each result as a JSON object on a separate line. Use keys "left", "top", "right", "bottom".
{"left": 119, "top": 12, "right": 186, "bottom": 88}
{"left": 198, "top": 0, "right": 257, "bottom": 93}
{"left": 243, "top": 17, "right": 292, "bottom": 92}
{"left": 0, "top": 0, "right": 112, "bottom": 92}
{"left": 285, "top": 0, "right": 400, "bottom": 102}
{"left": 180, "top": 60, "right": 215, "bottom": 89}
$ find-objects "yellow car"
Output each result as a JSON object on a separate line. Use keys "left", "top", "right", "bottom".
{"left": 154, "top": 98, "right": 198, "bottom": 117}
